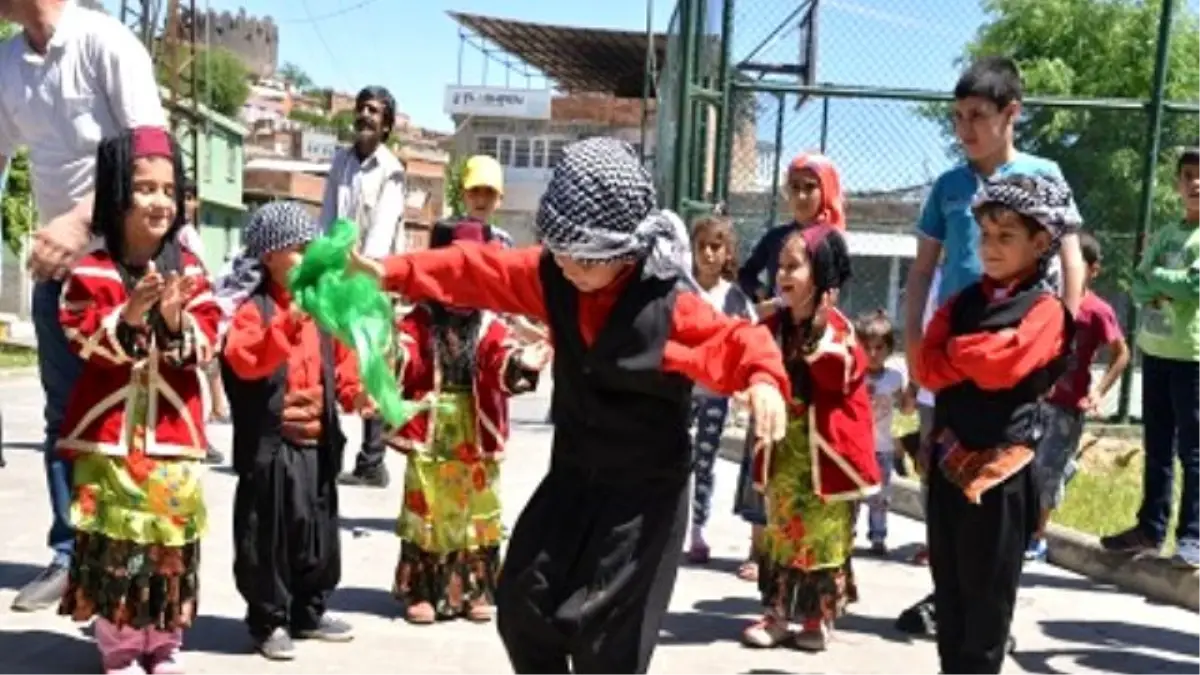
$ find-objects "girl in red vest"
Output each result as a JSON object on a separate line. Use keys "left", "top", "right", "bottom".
{"left": 743, "top": 225, "right": 880, "bottom": 652}
{"left": 388, "top": 221, "right": 550, "bottom": 625}
{"left": 56, "top": 127, "right": 221, "bottom": 674}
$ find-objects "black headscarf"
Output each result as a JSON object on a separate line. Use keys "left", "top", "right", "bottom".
{"left": 778, "top": 225, "right": 853, "bottom": 401}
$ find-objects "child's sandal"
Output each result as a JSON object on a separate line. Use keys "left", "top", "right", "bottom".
{"left": 404, "top": 601, "right": 436, "bottom": 625}
{"left": 737, "top": 560, "right": 759, "bottom": 582}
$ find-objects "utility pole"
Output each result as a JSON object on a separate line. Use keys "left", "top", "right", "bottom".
{"left": 119, "top": 0, "right": 201, "bottom": 189}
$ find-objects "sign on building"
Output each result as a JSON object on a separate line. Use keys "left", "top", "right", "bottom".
{"left": 300, "top": 131, "right": 338, "bottom": 162}
{"left": 444, "top": 86, "right": 552, "bottom": 120}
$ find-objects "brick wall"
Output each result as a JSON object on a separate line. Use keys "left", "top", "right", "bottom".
{"left": 243, "top": 169, "right": 325, "bottom": 205}
{"left": 551, "top": 93, "right": 655, "bottom": 127}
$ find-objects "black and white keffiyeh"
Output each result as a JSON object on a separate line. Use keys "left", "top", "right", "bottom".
{"left": 536, "top": 137, "right": 694, "bottom": 285}
{"left": 242, "top": 201, "right": 321, "bottom": 259}
{"left": 972, "top": 173, "right": 1082, "bottom": 244}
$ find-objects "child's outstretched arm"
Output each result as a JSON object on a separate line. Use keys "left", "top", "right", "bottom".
{"left": 357, "top": 245, "right": 548, "bottom": 323}
{"left": 943, "top": 295, "right": 1068, "bottom": 391}
{"left": 58, "top": 262, "right": 152, "bottom": 368}
{"left": 479, "top": 320, "right": 544, "bottom": 396}
{"left": 222, "top": 300, "right": 299, "bottom": 381}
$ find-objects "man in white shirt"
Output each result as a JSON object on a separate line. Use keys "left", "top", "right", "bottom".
{"left": 322, "top": 85, "right": 405, "bottom": 489}
{"left": 0, "top": 0, "right": 167, "bottom": 612}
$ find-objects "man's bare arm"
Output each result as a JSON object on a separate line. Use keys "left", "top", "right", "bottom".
{"left": 1057, "top": 232, "right": 1085, "bottom": 316}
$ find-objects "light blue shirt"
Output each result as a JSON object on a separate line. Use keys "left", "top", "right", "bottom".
{"left": 916, "top": 152, "right": 1069, "bottom": 304}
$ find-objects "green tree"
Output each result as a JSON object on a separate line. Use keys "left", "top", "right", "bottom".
{"left": 923, "top": 0, "right": 1200, "bottom": 290}
{"left": 158, "top": 46, "right": 251, "bottom": 117}
{"left": 0, "top": 20, "right": 36, "bottom": 253}
{"left": 278, "top": 62, "right": 314, "bottom": 92}
{"left": 444, "top": 156, "right": 467, "bottom": 218}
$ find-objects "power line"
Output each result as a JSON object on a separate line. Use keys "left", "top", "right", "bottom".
{"left": 278, "top": 0, "right": 378, "bottom": 24}
{"left": 300, "top": 0, "right": 347, "bottom": 83}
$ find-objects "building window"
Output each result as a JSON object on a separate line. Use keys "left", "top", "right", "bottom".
{"left": 513, "top": 137, "right": 531, "bottom": 168}
{"left": 530, "top": 138, "right": 548, "bottom": 168}
{"left": 476, "top": 135, "right": 498, "bottom": 159}
{"left": 497, "top": 136, "right": 515, "bottom": 166}
{"left": 548, "top": 139, "right": 567, "bottom": 167}
{"left": 226, "top": 143, "right": 238, "bottom": 183}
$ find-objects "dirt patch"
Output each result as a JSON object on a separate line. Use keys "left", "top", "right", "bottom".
{"left": 1076, "top": 432, "right": 1142, "bottom": 474}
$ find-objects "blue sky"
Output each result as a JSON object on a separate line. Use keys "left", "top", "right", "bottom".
{"left": 95, "top": 0, "right": 1196, "bottom": 192}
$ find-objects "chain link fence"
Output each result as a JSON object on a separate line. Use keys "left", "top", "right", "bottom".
{"left": 658, "top": 0, "right": 1200, "bottom": 418}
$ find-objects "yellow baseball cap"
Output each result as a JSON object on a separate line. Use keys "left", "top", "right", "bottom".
{"left": 463, "top": 155, "right": 504, "bottom": 195}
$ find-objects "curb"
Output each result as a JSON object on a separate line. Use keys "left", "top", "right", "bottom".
{"left": 718, "top": 428, "right": 1199, "bottom": 612}
{"left": 0, "top": 366, "right": 37, "bottom": 377}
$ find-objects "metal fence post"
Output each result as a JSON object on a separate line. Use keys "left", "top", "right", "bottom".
{"left": 1116, "top": 0, "right": 1177, "bottom": 422}
{"left": 670, "top": 0, "right": 696, "bottom": 212}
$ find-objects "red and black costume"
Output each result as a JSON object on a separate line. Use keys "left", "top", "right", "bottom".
{"left": 376, "top": 241, "right": 788, "bottom": 672}
{"left": 916, "top": 276, "right": 1071, "bottom": 673}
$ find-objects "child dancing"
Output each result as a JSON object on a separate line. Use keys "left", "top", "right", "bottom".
{"left": 915, "top": 173, "right": 1076, "bottom": 674}
{"left": 221, "top": 201, "right": 371, "bottom": 661}
{"left": 743, "top": 226, "right": 879, "bottom": 652}
{"left": 389, "top": 221, "right": 549, "bottom": 625}
{"left": 351, "top": 137, "right": 789, "bottom": 674}
{"left": 686, "top": 215, "right": 756, "bottom": 564}
{"left": 56, "top": 127, "right": 220, "bottom": 674}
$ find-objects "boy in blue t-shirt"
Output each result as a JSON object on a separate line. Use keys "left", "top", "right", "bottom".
{"left": 893, "top": 57, "right": 1086, "bottom": 661}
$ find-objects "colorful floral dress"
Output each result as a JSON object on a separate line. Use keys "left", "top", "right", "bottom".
{"left": 758, "top": 406, "right": 857, "bottom": 626}
{"left": 393, "top": 387, "right": 503, "bottom": 617}
{"left": 59, "top": 368, "right": 207, "bottom": 630}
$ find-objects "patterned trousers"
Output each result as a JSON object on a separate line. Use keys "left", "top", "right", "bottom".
{"left": 691, "top": 396, "right": 730, "bottom": 529}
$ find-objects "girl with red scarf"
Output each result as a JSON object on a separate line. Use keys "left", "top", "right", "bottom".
{"left": 742, "top": 226, "right": 879, "bottom": 652}
{"left": 56, "top": 127, "right": 220, "bottom": 674}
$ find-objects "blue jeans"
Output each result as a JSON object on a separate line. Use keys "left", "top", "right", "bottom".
{"left": 32, "top": 280, "right": 82, "bottom": 565}
{"left": 1138, "top": 353, "right": 1200, "bottom": 545}
{"left": 865, "top": 451, "right": 894, "bottom": 544}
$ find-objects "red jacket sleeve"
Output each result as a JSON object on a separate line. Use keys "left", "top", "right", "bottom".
{"left": 221, "top": 301, "right": 300, "bottom": 381}
{"left": 913, "top": 300, "right": 965, "bottom": 392}
{"left": 394, "top": 310, "right": 427, "bottom": 391}
{"left": 803, "top": 311, "right": 868, "bottom": 395}
{"left": 180, "top": 265, "right": 221, "bottom": 362}
{"left": 662, "top": 292, "right": 790, "bottom": 396}
{"left": 59, "top": 265, "right": 134, "bottom": 368}
{"left": 381, "top": 244, "right": 547, "bottom": 323}
{"left": 332, "top": 340, "right": 364, "bottom": 411}
{"left": 946, "top": 295, "right": 1067, "bottom": 391}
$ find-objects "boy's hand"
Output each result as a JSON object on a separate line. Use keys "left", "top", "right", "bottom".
{"left": 354, "top": 391, "right": 377, "bottom": 419}
{"left": 748, "top": 381, "right": 787, "bottom": 445}
{"left": 517, "top": 342, "right": 553, "bottom": 371}
{"left": 1080, "top": 389, "right": 1102, "bottom": 414}
{"left": 348, "top": 250, "right": 384, "bottom": 280}
{"left": 899, "top": 387, "right": 917, "bottom": 415}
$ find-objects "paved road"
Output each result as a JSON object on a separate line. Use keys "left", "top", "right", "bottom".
{"left": 0, "top": 373, "right": 1194, "bottom": 674}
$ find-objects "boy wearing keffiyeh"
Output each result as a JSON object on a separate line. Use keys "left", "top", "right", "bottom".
{"left": 351, "top": 137, "right": 789, "bottom": 674}
{"left": 914, "top": 173, "right": 1078, "bottom": 674}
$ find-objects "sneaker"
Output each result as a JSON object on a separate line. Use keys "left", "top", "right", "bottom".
{"left": 256, "top": 628, "right": 295, "bottom": 661}
{"left": 293, "top": 615, "right": 354, "bottom": 642}
{"left": 336, "top": 468, "right": 389, "bottom": 489}
{"left": 895, "top": 593, "right": 936, "bottom": 636}
{"left": 204, "top": 445, "right": 224, "bottom": 465}
{"left": 868, "top": 541, "right": 888, "bottom": 557}
{"left": 1172, "top": 538, "right": 1200, "bottom": 568}
{"left": 1024, "top": 538, "right": 1048, "bottom": 562}
{"left": 793, "top": 623, "right": 830, "bottom": 652}
{"left": 742, "top": 615, "right": 790, "bottom": 648}
{"left": 1099, "top": 527, "right": 1159, "bottom": 555}
{"left": 11, "top": 561, "right": 69, "bottom": 612}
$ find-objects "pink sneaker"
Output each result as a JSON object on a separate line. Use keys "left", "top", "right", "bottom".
{"left": 144, "top": 629, "right": 185, "bottom": 674}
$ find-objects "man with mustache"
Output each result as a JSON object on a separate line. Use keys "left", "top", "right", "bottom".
{"left": 321, "top": 85, "right": 407, "bottom": 489}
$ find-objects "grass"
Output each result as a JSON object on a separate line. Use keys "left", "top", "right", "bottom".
{"left": 1052, "top": 439, "right": 1182, "bottom": 551}
{"left": 0, "top": 342, "right": 38, "bottom": 370}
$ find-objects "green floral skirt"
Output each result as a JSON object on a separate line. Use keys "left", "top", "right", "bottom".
{"left": 58, "top": 379, "right": 205, "bottom": 630}
{"left": 393, "top": 390, "right": 503, "bottom": 617}
{"left": 758, "top": 415, "right": 857, "bottom": 625}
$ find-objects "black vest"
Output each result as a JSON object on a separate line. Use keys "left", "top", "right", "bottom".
{"left": 220, "top": 290, "right": 347, "bottom": 475}
{"left": 936, "top": 281, "right": 1074, "bottom": 451}
{"left": 539, "top": 252, "right": 693, "bottom": 482}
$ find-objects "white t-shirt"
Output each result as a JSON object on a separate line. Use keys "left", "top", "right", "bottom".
{"left": 0, "top": 2, "right": 167, "bottom": 223}
{"left": 867, "top": 366, "right": 906, "bottom": 454}
{"left": 320, "top": 144, "right": 406, "bottom": 259}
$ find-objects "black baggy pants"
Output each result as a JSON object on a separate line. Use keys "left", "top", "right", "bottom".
{"left": 927, "top": 463, "right": 1037, "bottom": 674}
{"left": 233, "top": 440, "right": 341, "bottom": 638}
{"left": 496, "top": 463, "right": 689, "bottom": 674}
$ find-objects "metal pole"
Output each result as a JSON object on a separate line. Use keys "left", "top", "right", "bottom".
{"left": 671, "top": 0, "right": 696, "bottom": 211}
{"left": 766, "top": 92, "right": 785, "bottom": 226}
{"left": 819, "top": 96, "right": 830, "bottom": 153}
{"left": 640, "top": 0, "right": 653, "bottom": 165}
{"left": 1117, "top": 0, "right": 1177, "bottom": 422}
{"left": 713, "top": 0, "right": 736, "bottom": 202}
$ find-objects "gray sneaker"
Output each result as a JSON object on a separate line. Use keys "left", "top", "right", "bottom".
{"left": 1172, "top": 539, "right": 1200, "bottom": 568}
{"left": 293, "top": 615, "right": 354, "bottom": 642}
{"left": 256, "top": 627, "right": 296, "bottom": 661}
{"left": 11, "top": 562, "right": 69, "bottom": 612}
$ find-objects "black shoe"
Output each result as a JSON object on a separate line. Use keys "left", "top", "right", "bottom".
{"left": 337, "top": 468, "right": 389, "bottom": 488}
{"left": 256, "top": 627, "right": 296, "bottom": 661}
{"left": 205, "top": 444, "right": 225, "bottom": 465}
{"left": 11, "top": 561, "right": 69, "bottom": 612}
{"left": 1099, "top": 526, "right": 1160, "bottom": 555}
{"left": 895, "top": 593, "right": 936, "bottom": 636}
{"left": 293, "top": 615, "right": 354, "bottom": 642}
